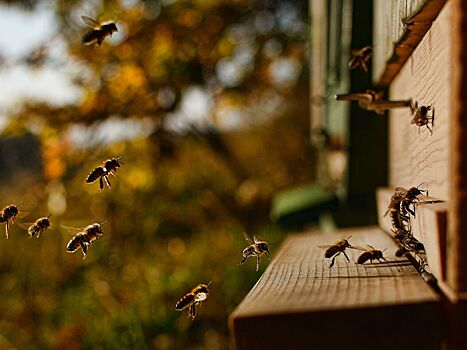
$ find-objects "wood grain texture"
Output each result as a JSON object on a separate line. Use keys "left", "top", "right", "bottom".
{"left": 388, "top": 1, "right": 451, "bottom": 201}
{"left": 230, "top": 227, "right": 441, "bottom": 350}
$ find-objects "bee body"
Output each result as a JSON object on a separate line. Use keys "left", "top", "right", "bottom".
{"left": 175, "top": 283, "right": 210, "bottom": 320}
{"left": 240, "top": 234, "right": 271, "bottom": 271}
{"left": 322, "top": 236, "right": 352, "bottom": 267}
{"left": 356, "top": 246, "right": 386, "bottom": 264}
{"left": 86, "top": 157, "right": 122, "bottom": 190}
{"left": 81, "top": 16, "right": 118, "bottom": 47}
{"left": 410, "top": 101, "right": 433, "bottom": 134}
{"left": 0, "top": 204, "right": 19, "bottom": 239}
{"left": 66, "top": 223, "right": 104, "bottom": 259}
{"left": 28, "top": 216, "right": 51, "bottom": 238}
{"left": 348, "top": 45, "right": 373, "bottom": 72}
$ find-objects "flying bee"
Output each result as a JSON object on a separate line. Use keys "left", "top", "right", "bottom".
{"left": 354, "top": 245, "right": 387, "bottom": 264}
{"left": 175, "top": 282, "right": 211, "bottom": 320}
{"left": 86, "top": 157, "right": 123, "bottom": 190}
{"left": 240, "top": 233, "right": 271, "bottom": 271}
{"left": 27, "top": 215, "right": 52, "bottom": 238}
{"left": 0, "top": 204, "right": 20, "bottom": 239}
{"left": 320, "top": 236, "right": 353, "bottom": 267}
{"left": 348, "top": 45, "right": 372, "bottom": 72}
{"left": 81, "top": 16, "right": 118, "bottom": 47}
{"left": 65, "top": 221, "right": 107, "bottom": 259}
{"left": 410, "top": 101, "right": 434, "bottom": 134}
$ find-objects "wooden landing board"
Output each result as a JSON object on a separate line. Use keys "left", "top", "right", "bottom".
{"left": 229, "top": 227, "right": 441, "bottom": 350}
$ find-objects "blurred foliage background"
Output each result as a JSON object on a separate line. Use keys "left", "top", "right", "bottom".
{"left": 0, "top": 0, "right": 310, "bottom": 348}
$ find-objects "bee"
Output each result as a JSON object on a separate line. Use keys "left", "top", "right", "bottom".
{"left": 27, "top": 215, "right": 52, "bottom": 238}
{"left": 348, "top": 45, "right": 372, "bottom": 72}
{"left": 410, "top": 101, "right": 434, "bottom": 134}
{"left": 320, "top": 236, "right": 353, "bottom": 267}
{"left": 240, "top": 233, "right": 271, "bottom": 271}
{"left": 399, "top": 185, "right": 427, "bottom": 218}
{"left": 81, "top": 16, "right": 118, "bottom": 47}
{"left": 86, "top": 157, "right": 123, "bottom": 190}
{"left": 395, "top": 245, "right": 408, "bottom": 257}
{"left": 65, "top": 221, "right": 107, "bottom": 259}
{"left": 0, "top": 204, "right": 19, "bottom": 239}
{"left": 354, "top": 245, "right": 387, "bottom": 264}
{"left": 175, "top": 282, "right": 211, "bottom": 320}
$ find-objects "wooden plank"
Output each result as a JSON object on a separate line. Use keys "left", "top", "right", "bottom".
{"left": 388, "top": 0, "right": 451, "bottom": 201}
{"left": 373, "top": 0, "right": 448, "bottom": 86}
{"left": 229, "top": 227, "right": 441, "bottom": 350}
{"left": 376, "top": 187, "right": 447, "bottom": 281}
{"left": 448, "top": 0, "right": 467, "bottom": 295}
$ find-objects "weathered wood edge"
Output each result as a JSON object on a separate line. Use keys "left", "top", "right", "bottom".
{"left": 375, "top": 0, "right": 448, "bottom": 87}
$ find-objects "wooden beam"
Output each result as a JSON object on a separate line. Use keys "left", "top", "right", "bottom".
{"left": 229, "top": 227, "right": 441, "bottom": 350}
{"left": 373, "top": 0, "right": 448, "bottom": 86}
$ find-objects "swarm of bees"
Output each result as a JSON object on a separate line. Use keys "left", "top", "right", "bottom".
{"left": 81, "top": 16, "right": 118, "bottom": 47}
{"left": 175, "top": 283, "right": 211, "bottom": 320}
{"left": 348, "top": 45, "right": 373, "bottom": 72}
{"left": 240, "top": 233, "right": 271, "bottom": 271}
{"left": 384, "top": 185, "right": 438, "bottom": 281}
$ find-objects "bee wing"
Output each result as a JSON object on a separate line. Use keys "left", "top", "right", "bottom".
{"left": 317, "top": 245, "right": 333, "bottom": 249}
{"left": 17, "top": 222, "right": 34, "bottom": 230}
{"left": 394, "top": 187, "right": 408, "bottom": 195}
{"left": 81, "top": 16, "right": 101, "bottom": 28}
{"left": 243, "top": 232, "right": 253, "bottom": 244}
{"left": 349, "top": 245, "right": 368, "bottom": 251}
{"left": 61, "top": 225, "right": 84, "bottom": 233}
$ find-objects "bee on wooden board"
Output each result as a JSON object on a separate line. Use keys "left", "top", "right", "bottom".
{"left": 65, "top": 221, "right": 107, "bottom": 259}
{"left": 86, "top": 157, "right": 123, "bottom": 190}
{"left": 240, "top": 233, "right": 271, "bottom": 271}
{"left": 348, "top": 45, "right": 373, "bottom": 72}
{"left": 0, "top": 204, "right": 20, "bottom": 239}
{"left": 320, "top": 236, "right": 353, "bottom": 267}
{"left": 81, "top": 16, "right": 118, "bottom": 47}
{"left": 410, "top": 100, "right": 434, "bottom": 134}
{"left": 175, "top": 282, "right": 211, "bottom": 320}
{"left": 27, "top": 215, "right": 52, "bottom": 238}
{"left": 354, "top": 245, "right": 387, "bottom": 264}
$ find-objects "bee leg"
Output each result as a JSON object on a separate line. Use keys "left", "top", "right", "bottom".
{"left": 81, "top": 243, "right": 88, "bottom": 259}
{"left": 343, "top": 251, "right": 350, "bottom": 262}
{"left": 256, "top": 256, "right": 260, "bottom": 271}
{"left": 189, "top": 304, "right": 196, "bottom": 320}
{"left": 240, "top": 255, "right": 248, "bottom": 265}
{"left": 99, "top": 177, "right": 104, "bottom": 190}
{"left": 361, "top": 61, "right": 368, "bottom": 72}
{"left": 330, "top": 253, "right": 340, "bottom": 267}
{"left": 104, "top": 175, "right": 112, "bottom": 189}
{"left": 426, "top": 124, "right": 433, "bottom": 135}
{"left": 5, "top": 221, "right": 9, "bottom": 239}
